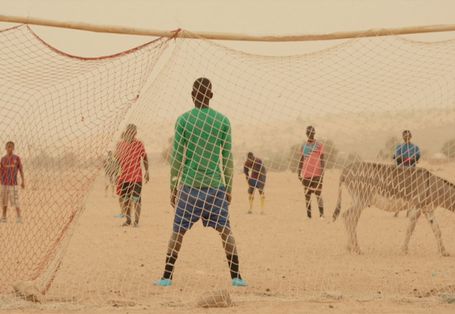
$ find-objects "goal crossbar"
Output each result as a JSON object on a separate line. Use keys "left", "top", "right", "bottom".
{"left": 1, "top": 14, "right": 455, "bottom": 41}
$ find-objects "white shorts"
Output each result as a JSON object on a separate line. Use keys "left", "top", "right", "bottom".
{"left": 1, "top": 185, "right": 20, "bottom": 208}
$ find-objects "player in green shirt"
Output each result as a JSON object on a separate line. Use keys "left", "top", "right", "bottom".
{"left": 154, "top": 78, "right": 247, "bottom": 287}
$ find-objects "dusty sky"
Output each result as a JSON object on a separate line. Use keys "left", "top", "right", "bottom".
{"left": 1, "top": 0, "right": 455, "bottom": 158}
{"left": 1, "top": 0, "right": 455, "bottom": 56}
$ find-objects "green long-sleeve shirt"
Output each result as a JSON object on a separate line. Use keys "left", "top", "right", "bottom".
{"left": 170, "top": 107, "right": 234, "bottom": 193}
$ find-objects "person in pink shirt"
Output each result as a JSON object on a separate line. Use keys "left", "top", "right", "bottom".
{"left": 298, "top": 126, "right": 325, "bottom": 219}
{"left": 0, "top": 141, "right": 25, "bottom": 224}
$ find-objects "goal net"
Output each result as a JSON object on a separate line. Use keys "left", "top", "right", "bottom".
{"left": 1, "top": 26, "right": 455, "bottom": 309}
{"left": 0, "top": 25, "right": 168, "bottom": 303}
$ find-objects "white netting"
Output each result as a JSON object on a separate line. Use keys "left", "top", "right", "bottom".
{"left": 1, "top": 27, "right": 455, "bottom": 310}
{"left": 0, "top": 24, "right": 168, "bottom": 298}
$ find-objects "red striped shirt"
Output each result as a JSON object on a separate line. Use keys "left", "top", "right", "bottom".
{"left": 1, "top": 154, "right": 22, "bottom": 186}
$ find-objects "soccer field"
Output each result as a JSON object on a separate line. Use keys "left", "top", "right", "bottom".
{"left": 3, "top": 163, "right": 453, "bottom": 313}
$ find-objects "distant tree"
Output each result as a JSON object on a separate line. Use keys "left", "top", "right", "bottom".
{"left": 161, "top": 136, "right": 173, "bottom": 164}
{"left": 60, "top": 151, "right": 78, "bottom": 168}
{"left": 29, "top": 150, "right": 54, "bottom": 169}
{"left": 377, "top": 136, "right": 400, "bottom": 160}
{"left": 288, "top": 143, "right": 301, "bottom": 173}
{"left": 345, "top": 152, "right": 362, "bottom": 166}
{"left": 441, "top": 139, "right": 455, "bottom": 159}
{"left": 262, "top": 154, "right": 289, "bottom": 172}
{"left": 320, "top": 139, "right": 338, "bottom": 169}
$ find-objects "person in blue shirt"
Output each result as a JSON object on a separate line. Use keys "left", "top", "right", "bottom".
{"left": 392, "top": 130, "right": 421, "bottom": 218}
{"left": 393, "top": 130, "right": 421, "bottom": 168}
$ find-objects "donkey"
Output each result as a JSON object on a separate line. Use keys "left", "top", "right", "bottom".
{"left": 333, "top": 162, "right": 455, "bottom": 256}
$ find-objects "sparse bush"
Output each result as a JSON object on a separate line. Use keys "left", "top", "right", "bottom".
{"left": 321, "top": 139, "right": 339, "bottom": 169}
{"left": 377, "top": 136, "right": 400, "bottom": 160}
{"left": 161, "top": 136, "right": 173, "bottom": 164}
{"left": 336, "top": 152, "right": 362, "bottom": 168}
{"left": 288, "top": 144, "right": 301, "bottom": 173}
{"left": 441, "top": 139, "right": 455, "bottom": 159}
{"left": 29, "top": 150, "right": 55, "bottom": 169}
{"left": 263, "top": 152, "right": 291, "bottom": 172}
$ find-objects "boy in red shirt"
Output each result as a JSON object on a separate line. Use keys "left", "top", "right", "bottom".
{"left": 1, "top": 141, "right": 25, "bottom": 223}
{"left": 115, "top": 124, "right": 149, "bottom": 227}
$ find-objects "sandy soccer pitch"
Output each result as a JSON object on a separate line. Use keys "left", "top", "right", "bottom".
{"left": 2, "top": 162, "right": 455, "bottom": 314}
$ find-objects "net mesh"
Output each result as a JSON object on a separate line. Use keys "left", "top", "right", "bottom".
{"left": 1, "top": 26, "right": 455, "bottom": 309}
{"left": 0, "top": 25, "right": 168, "bottom": 299}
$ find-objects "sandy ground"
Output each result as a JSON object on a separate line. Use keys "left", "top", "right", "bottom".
{"left": 1, "top": 161, "right": 455, "bottom": 313}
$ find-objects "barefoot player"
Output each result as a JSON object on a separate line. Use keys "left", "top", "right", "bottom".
{"left": 244, "top": 152, "right": 266, "bottom": 214}
{"left": 298, "top": 126, "right": 325, "bottom": 219}
{"left": 0, "top": 141, "right": 25, "bottom": 224}
{"left": 115, "top": 124, "right": 149, "bottom": 227}
{"left": 154, "top": 78, "right": 247, "bottom": 287}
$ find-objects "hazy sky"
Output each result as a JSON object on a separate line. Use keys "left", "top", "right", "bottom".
{"left": 1, "top": 0, "right": 454, "bottom": 157}
{"left": 1, "top": 0, "right": 455, "bottom": 56}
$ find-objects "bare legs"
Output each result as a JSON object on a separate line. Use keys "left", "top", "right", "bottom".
{"left": 219, "top": 227, "right": 242, "bottom": 279}
{"left": 1, "top": 206, "right": 21, "bottom": 222}
{"left": 247, "top": 193, "right": 253, "bottom": 214}
{"left": 304, "top": 189, "right": 324, "bottom": 218}
{"left": 119, "top": 183, "right": 142, "bottom": 226}
{"left": 160, "top": 227, "right": 242, "bottom": 280}
{"left": 123, "top": 199, "right": 141, "bottom": 226}
{"left": 247, "top": 188, "right": 265, "bottom": 215}
{"left": 162, "top": 231, "right": 185, "bottom": 280}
